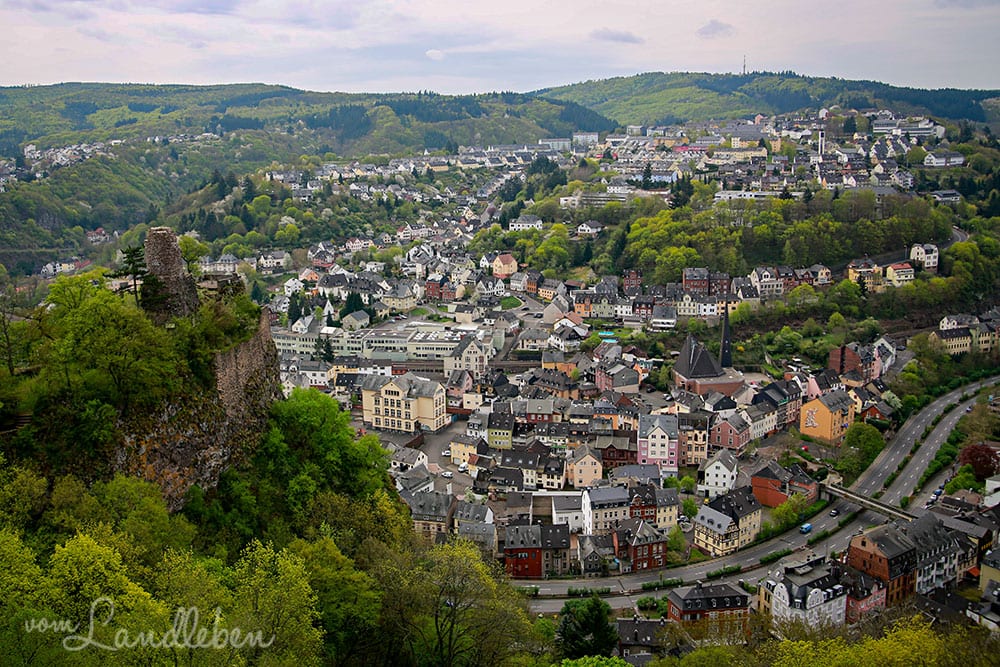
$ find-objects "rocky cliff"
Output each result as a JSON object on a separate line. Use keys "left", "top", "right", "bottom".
{"left": 117, "top": 308, "right": 281, "bottom": 509}
{"left": 114, "top": 228, "right": 281, "bottom": 509}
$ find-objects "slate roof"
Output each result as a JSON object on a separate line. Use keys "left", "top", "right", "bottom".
{"left": 674, "top": 335, "right": 724, "bottom": 379}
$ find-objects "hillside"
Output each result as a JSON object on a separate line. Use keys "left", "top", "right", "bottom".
{"left": 0, "top": 83, "right": 614, "bottom": 155}
{"left": 534, "top": 71, "right": 1000, "bottom": 126}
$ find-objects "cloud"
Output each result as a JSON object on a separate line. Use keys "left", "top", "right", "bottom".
{"left": 590, "top": 28, "right": 643, "bottom": 44}
{"left": 77, "top": 26, "right": 115, "bottom": 42}
{"left": 425, "top": 49, "right": 445, "bottom": 61}
{"left": 144, "top": 0, "right": 245, "bottom": 15}
{"left": 696, "top": 19, "right": 735, "bottom": 39}
{"left": 933, "top": 0, "right": 1000, "bottom": 7}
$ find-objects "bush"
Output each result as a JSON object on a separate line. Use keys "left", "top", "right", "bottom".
{"left": 641, "top": 578, "right": 683, "bottom": 591}
{"left": 706, "top": 565, "right": 742, "bottom": 580}
{"left": 760, "top": 548, "right": 792, "bottom": 565}
{"left": 807, "top": 529, "right": 832, "bottom": 545}
{"left": 519, "top": 586, "right": 540, "bottom": 598}
{"left": 567, "top": 587, "right": 612, "bottom": 597}
{"left": 636, "top": 596, "right": 658, "bottom": 610}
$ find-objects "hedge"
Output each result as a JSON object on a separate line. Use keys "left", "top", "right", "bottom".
{"left": 807, "top": 529, "right": 833, "bottom": 545}
{"left": 641, "top": 578, "right": 684, "bottom": 591}
{"left": 760, "top": 549, "right": 793, "bottom": 565}
{"left": 706, "top": 565, "right": 742, "bottom": 580}
{"left": 567, "top": 587, "right": 612, "bottom": 597}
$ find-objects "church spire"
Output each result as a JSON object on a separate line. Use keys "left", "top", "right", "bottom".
{"left": 720, "top": 300, "right": 733, "bottom": 368}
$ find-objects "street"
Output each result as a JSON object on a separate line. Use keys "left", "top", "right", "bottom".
{"left": 518, "top": 374, "right": 1000, "bottom": 610}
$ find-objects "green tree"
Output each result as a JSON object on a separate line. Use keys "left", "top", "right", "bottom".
{"left": 683, "top": 498, "right": 699, "bottom": 520}
{"left": 340, "top": 292, "right": 364, "bottom": 319}
{"left": 679, "top": 476, "right": 697, "bottom": 494}
{"left": 288, "top": 536, "right": 380, "bottom": 663}
{"left": 557, "top": 595, "right": 618, "bottom": 659}
{"left": 230, "top": 540, "right": 323, "bottom": 665}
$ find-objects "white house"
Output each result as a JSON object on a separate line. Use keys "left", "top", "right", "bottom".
{"left": 697, "top": 449, "right": 739, "bottom": 499}
{"left": 909, "top": 243, "right": 939, "bottom": 272}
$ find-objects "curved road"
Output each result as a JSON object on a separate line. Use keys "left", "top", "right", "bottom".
{"left": 521, "top": 375, "right": 1000, "bottom": 612}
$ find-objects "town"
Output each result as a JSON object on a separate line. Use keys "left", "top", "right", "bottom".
{"left": 23, "top": 103, "right": 1000, "bottom": 659}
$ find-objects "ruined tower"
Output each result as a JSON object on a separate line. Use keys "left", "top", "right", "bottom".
{"left": 143, "top": 227, "right": 200, "bottom": 320}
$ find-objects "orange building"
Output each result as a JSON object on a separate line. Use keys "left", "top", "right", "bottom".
{"left": 799, "top": 390, "right": 856, "bottom": 445}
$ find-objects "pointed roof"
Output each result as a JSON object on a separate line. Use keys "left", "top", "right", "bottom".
{"left": 720, "top": 302, "right": 733, "bottom": 367}
{"left": 674, "top": 335, "right": 723, "bottom": 380}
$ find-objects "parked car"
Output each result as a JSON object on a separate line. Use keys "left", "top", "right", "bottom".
{"left": 442, "top": 449, "right": 451, "bottom": 457}
{"left": 441, "top": 471, "right": 454, "bottom": 479}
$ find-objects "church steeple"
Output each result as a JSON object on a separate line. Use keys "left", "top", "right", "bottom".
{"left": 719, "top": 300, "right": 733, "bottom": 368}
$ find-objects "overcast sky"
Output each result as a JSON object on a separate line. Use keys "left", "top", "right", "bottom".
{"left": 2, "top": 0, "right": 999, "bottom": 94}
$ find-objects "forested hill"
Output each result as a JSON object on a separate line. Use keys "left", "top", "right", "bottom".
{"left": 534, "top": 71, "right": 1000, "bottom": 126}
{"left": 0, "top": 83, "right": 615, "bottom": 156}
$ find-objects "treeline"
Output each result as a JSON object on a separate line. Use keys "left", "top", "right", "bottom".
{"left": 381, "top": 94, "right": 485, "bottom": 122}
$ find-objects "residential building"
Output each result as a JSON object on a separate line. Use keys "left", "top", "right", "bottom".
{"left": 693, "top": 486, "right": 762, "bottom": 556}
{"left": 505, "top": 524, "right": 543, "bottom": 578}
{"left": 799, "top": 390, "right": 856, "bottom": 445}
{"left": 847, "top": 524, "right": 918, "bottom": 606}
{"left": 629, "top": 484, "right": 680, "bottom": 530}
{"left": 614, "top": 518, "right": 670, "bottom": 572}
{"left": 404, "top": 491, "right": 455, "bottom": 540}
{"left": 568, "top": 445, "right": 603, "bottom": 489}
{"left": 443, "top": 335, "right": 492, "bottom": 379}
{"left": 552, "top": 494, "right": 586, "bottom": 533}
{"left": 697, "top": 449, "right": 739, "bottom": 499}
{"left": 492, "top": 253, "right": 518, "bottom": 278}
{"left": 910, "top": 243, "right": 939, "bottom": 272}
{"left": 758, "top": 553, "right": 848, "bottom": 629}
{"left": 637, "top": 413, "right": 680, "bottom": 477}
{"left": 751, "top": 461, "right": 818, "bottom": 508}
{"left": 582, "top": 486, "right": 631, "bottom": 535}
{"left": 666, "top": 582, "right": 751, "bottom": 627}
{"left": 360, "top": 372, "right": 448, "bottom": 433}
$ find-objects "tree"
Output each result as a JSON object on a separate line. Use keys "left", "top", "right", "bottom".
{"left": 341, "top": 292, "right": 364, "bottom": 319}
{"left": 946, "top": 464, "right": 984, "bottom": 494}
{"left": 958, "top": 442, "right": 1000, "bottom": 481}
{"left": 288, "top": 536, "right": 380, "bottom": 663}
{"left": 230, "top": 540, "right": 323, "bottom": 665}
{"left": 0, "top": 275, "right": 19, "bottom": 375}
{"left": 641, "top": 162, "right": 653, "bottom": 190}
{"left": 178, "top": 234, "right": 210, "bottom": 273}
{"left": 682, "top": 498, "right": 699, "bottom": 520}
{"left": 667, "top": 525, "right": 686, "bottom": 552}
{"left": 113, "top": 245, "right": 148, "bottom": 304}
{"left": 679, "top": 475, "right": 697, "bottom": 494}
{"left": 556, "top": 595, "right": 618, "bottom": 659}
{"left": 771, "top": 493, "right": 810, "bottom": 529}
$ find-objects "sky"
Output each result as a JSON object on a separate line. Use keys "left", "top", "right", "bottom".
{"left": 1, "top": 0, "right": 999, "bottom": 94}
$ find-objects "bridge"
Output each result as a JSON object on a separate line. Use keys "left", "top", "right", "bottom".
{"left": 821, "top": 483, "right": 916, "bottom": 522}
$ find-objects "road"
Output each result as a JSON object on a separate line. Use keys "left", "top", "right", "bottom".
{"left": 518, "top": 375, "right": 1000, "bottom": 610}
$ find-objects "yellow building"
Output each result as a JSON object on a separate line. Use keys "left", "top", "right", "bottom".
{"left": 360, "top": 372, "right": 448, "bottom": 433}
{"left": 799, "top": 390, "right": 856, "bottom": 445}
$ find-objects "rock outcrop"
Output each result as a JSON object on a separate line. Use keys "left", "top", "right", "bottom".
{"left": 117, "top": 229, "right": 281, "bottom": 509}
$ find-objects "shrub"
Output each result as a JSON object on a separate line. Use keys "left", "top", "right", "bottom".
{"left": 760, "top": 549, "right": 792, "bottom": 565}
{"left": 641, "top": 578, "right": 683, "bottom": 591}
{"left": 706, "top": 565, "right": 742, "bottom": 580}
